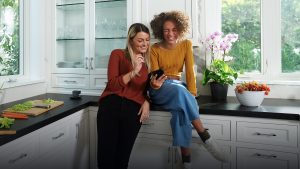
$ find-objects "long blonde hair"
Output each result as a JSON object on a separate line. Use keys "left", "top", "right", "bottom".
{"left": 126, "top": 23, "right": 151, "bottom": 72}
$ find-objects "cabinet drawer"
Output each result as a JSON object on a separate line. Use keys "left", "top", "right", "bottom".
{"left": 52, "top": 74, "right": 89, "bottom": 89}
{"left": 237, "top": 147, "right": 298, "bottom": 169}
{"left": 39, "top": 119, "right": 70, "bottom": 154}
{"left": 90, "top": 74, "right": 107, "bottom": 89}
{"left": 140, "top": 111, "right": 172, "bottom": 135}
{"left": 192, "top": 118, "right": 231, "bottom": 141}
{"left": 237, "top": 121, "right": 298, "bottom": 147}
{"left": 0, "top": 132, "right": 39, "bottom": 169}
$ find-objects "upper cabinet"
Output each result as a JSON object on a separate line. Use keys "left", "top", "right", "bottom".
{"left": 51, "top": 0, "right": 128, "bottom": 90}
{"left": 130, "top": 0, "right": 199, "bottom": 45}
{"left": 53, "top": 0, "right": 127, "bottom": 75}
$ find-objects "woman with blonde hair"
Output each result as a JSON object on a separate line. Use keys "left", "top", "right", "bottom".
{"left": 97, "top": 23, "right": 151, "bottom": 169}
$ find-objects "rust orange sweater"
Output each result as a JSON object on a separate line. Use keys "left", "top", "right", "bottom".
{"left": 99, "top": 49, "right": 148, "bottom": 105}
{"left": 150, "top": 40, "right": 197, "bottom": 95}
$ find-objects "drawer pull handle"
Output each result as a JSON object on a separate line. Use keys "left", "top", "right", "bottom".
{"left": 52, "top": 133, "right": 65, "bottom": 140}
{"left": 167, "top": 147, "right": 171, "bottom": 163}
{"left": 64, "top": 80, "right": 77, "bottom": 83}
{"left": 76, "top": 123, "right": 80, "bottom": 139}
{"left": 142, "top": 123, "right": 154, "bottom": 126}
{"left": 9, "top": 153, "right": 27, "bottom": 164}
{"left": 255, "top": 132, "right": 276, "bottom": 136}
{"left": 85, "top": 57, "right": 89, "bottom": 69}
{"left": 174, "top": 147, "right": 178, "bottom": 164}
{"left": 254, "top": 153, "right": 277, "bottom": 159}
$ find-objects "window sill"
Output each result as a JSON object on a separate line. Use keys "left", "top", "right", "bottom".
{"left": 1, "top": 79, "right": 45, "bottom": 89}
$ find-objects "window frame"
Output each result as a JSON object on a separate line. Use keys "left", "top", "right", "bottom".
{"left": 201, "top": 0, "right": 300, "bottom": 85}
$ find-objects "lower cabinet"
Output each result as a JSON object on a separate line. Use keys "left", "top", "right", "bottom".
{"left": 129, "top": 136, "right": 174, "bottom": 169}
{"left": 128, "top": 112, "right": 300, "bottom": 169}
{"left": 89, "top": 106, "right": 99, "bottom": 169}
{"left": 0, "top": 109, "right": 89, "bottom": 169}
{"left": 236, "top": 147, "right": 298, "bottom": 169}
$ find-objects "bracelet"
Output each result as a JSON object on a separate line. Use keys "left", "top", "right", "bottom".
{"left": 129, "top": 71, "right": 135, "bottom": 79}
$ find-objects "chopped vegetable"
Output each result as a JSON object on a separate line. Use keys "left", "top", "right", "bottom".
{"left": 0, "top": 117, "right": 15, "bottom": 129}
{"left": 8, "top": 101, "right": 33, "bottom": 112}
{"left": 2, "top": 112, "right": 28, "bottom": 119}
{"left": 42, "top": 98, "right": 55, "bottom": 104}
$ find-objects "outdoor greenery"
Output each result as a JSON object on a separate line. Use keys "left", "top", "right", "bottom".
{"left": 0, "top": 0, "right": 19, "bottom": 76}
{"left": 222, "top": 0, "right": 300, "bottom": 73}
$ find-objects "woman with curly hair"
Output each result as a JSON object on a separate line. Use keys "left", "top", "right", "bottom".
{"left": 149, "top": 11, "right": 227, "bottom": 168}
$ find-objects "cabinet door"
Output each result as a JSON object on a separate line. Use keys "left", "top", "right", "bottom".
{"left": 54, "top": 0, "right": 89, "bottom": 74}
{"left": 89, "top": 107, "right": 98, "bottom": 169}
{"left": 129, "top": 137, "right": 172, "bottom": 169}
{"left": 68, "top": 110, "right": 90, "bottom": 169}
{"left": 132, "top": 0, "right": 198, "bottom": 44}
{"left": 92, "top": 0, "right": 127, "bottom": 74}
{"left": 237, "top": 147, "right": 298, "bottom": 169}
{"left": 187, "top": 142, "right": 231, "bottom": 169}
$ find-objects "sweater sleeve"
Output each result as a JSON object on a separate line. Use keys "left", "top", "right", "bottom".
{"left": 150, "top": 45, "right": 160, "bottom": 72}
{"left": 106, "top": 50, "right": 127, "bottom": 92}
{"left": 184, "top": 40, "right": 197, "bottom": 96}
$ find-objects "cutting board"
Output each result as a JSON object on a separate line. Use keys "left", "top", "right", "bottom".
{"left": 0, "top": 130, "right": 16, "bottom": 135}
{"left": 4, "top": 100, "right": 64, "bottom": 116}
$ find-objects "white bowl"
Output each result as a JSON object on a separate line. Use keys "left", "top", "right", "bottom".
{"left": 235, "top": 90, "right": 265, "bottom": 107}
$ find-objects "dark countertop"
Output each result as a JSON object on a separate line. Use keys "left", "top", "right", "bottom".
{"left": 0, "top": 93, "right": 299, "bottom": 146}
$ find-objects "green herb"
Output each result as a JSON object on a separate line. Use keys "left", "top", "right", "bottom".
{"left": 42, "top": 98, "right": 55, "bottom": 104}
{"left": 0, "top": 117, "right": 15, "bottom": 129}
{"left": 9, "top": 101, "right": 33, "bottom": 112}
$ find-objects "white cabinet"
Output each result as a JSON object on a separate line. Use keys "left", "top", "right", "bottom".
{"left": 189, "top": 117, "right": 232, "bottom": 169}
{"left": 130, "top": 0, "right": 199, "bottom": 44}
{"left": 0, "top": 109, "right": 90, "bottom": 169}
{"left": 68, "top": 109, "right": 90, "bottom": 169}
{"left": 236, "top": 147, "right": 298, "bottom": 169}
{"left": 129, "top": 112, "right": 300, "bottom": 169}
{"left": 129, "top": 111, "right": 176, "bottom": 169}
{"left": 88, "top": 106, "right": 99, "bottom": 169}
{"left": 0, "top": 131, "right": 39, "bottom": 169}
{"left": 51, "top": 0, "right": 128, "bottom": 90}
{"left": 129, "top": 137, "right": 174, "bottom": 169}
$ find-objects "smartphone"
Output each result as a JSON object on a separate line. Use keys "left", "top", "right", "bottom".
{"left": 152, "top": 69, "right": 164, "bottom": 80}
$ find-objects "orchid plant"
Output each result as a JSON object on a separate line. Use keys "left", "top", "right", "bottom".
{"left": 202, "top": 31, "right": 239, "bottom": 86}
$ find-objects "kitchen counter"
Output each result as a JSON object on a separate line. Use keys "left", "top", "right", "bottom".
{"left": 0, "top": 93, "right": 299, "bottom": 146}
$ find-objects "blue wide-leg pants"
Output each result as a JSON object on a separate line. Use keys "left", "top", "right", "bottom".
{"left": 149, "top": 79, "right": 200, "bottom": 147}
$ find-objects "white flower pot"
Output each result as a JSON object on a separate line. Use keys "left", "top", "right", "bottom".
{"left": 235, "top": 90, "right": 265, "bottom": 107}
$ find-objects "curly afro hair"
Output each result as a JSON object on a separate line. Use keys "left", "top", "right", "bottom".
{"left": 150, "top": 10, "right": 190, "bottom": 41}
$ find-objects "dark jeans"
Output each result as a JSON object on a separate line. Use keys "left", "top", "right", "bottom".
{"left": 97, "top": 94, "right": 142, "bottom": 169}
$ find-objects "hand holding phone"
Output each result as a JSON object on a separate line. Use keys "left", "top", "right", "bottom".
{"left": 151, "top": 69, "right": 164, "bottom": 80}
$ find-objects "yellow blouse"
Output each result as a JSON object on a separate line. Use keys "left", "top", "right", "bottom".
{"left": 150, "top": 39, "right": 197, "bottom": 95}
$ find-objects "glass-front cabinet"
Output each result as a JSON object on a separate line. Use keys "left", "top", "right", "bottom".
{"left": 52, "top": 0, "right": 127, "bottom": 89}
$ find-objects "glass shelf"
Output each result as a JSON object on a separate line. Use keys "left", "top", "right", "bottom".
{"left": 95, "top": 0, "right": 126, "bottom": 3}
{"left": 56, "top": 0, "right": 84, "bottom": 6}
{"left": 57, "top": 38, "right": 84, "bottom": 41}
{"left": 95, "top": 0, "right": 127, "bottom": 38}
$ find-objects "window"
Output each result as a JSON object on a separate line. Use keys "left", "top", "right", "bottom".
{"left": 203, "top": 0, "right": 300, "bottom": 83}
{"left": 281, "top": 0, "right": 300, "bottom": 73}
{"left": 0, "top": 0, "right": 21, "bottom": 76}
{"left": 222, "top": 0, "right": 261, "bottom": 73}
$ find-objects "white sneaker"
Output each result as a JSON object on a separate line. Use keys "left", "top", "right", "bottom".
{"left": 202, "top": 138, "right": 228, "bottom": 162}
{"left": 183, "top": 162, "right": 192, "bottom": 169}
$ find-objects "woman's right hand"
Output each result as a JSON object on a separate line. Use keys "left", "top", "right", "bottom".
{"left": 132, "top": 54, "right": 144, "bottom": 76}
{"left": 150, "top": 74, "right": 167, "bottom": 89}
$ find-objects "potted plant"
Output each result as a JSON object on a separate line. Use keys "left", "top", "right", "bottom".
{"left": 235, "top": 81, "right": 270, "bottom": 106}
{"left": 202, "top": 31, "right": 239, "bottom": 100}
